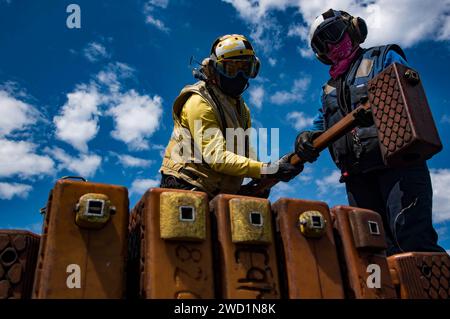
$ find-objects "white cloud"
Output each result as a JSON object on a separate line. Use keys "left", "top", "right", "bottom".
{"left": 0, "top": 182, "right": 32, "bottom": 200}
{"left": 270, "top": 77, "right": 311, "bottom": 105}
{"left": 442, "top": 114, "right": 450, "bottom": 124}
{"left": 146, "top": 16, "right": 170, "bottom": 33}
{"left": 96, "top": 62, "right": 134, "bottom": 93}
{"left": 152, "top": 144, "right": 165, "bottom": 151}
{"left": 144, "top": 0, "right": 170, "bottom": 33}
{"left": 286, "top": 111, "right": 314, "bottom": 130}
{"left": 431, "top": 169, "right": 450, "bottom": 223}
{"left": 130, "top": 178, "right": 160, "bottom": 196}
{"left": 0, "top": 139, "right": 55, "bottom": 178}
{"left": 249, "top": 85, "right": 265, "bottom": 109}
{"left": 269, "top": 180, "right": 295, "bottom": 200}
{"left": 47, "top": 147, "right": 102, "bottom": 178}
{"left": 223, "top": 0, "right": 450, "bottom": 56}
{"left": 298, "top": 165, "right": 313, "bottom": 182}
{"left": 53, "top": 85, "right": 102, "bottom": 153}
{"left": 298, "top": 47, "right": 314, "bottom": 58}
{"left": 222, "top": 0, "right": 288, "bottom": 51}
{"left": 116, "top": 154, "right": 153, "bottom": 168}
{"left": 287, "top": 23, "right": 307, "bottom": 38}
{"left": 223, "top": 0, "right": 295, "bottom": 24}
{"left": 0, "top": 90, "right": 40, "bottom": 137}
{"left": 222, "top": 0, "right": 304, "bottom": 53}
{"left": 287, "top": 24, "right": 315, "bottom": 58}
{"left": 102, "top": 63, "right": 131, "bottom": 86}
{"left": 108, "top": 90, "right": 163, "bottom": 150}
{"left": 94, "top": 63, "right": 163, "bottom": 151}
{"left": 83, "top": 42, "right": 110, "bottom": 62}
{"left": 316, "top": 170, "right": 344, "bottom": 196}
{"left": 239, "top": 6, "right": 287, "bottom": 52}
{"left": 152, "top": 144, "right": 166, "bottom": 158}
{"left": 0, "top": 81, "right": 28, "bottom": 98}
{"left": 438, "top": 16, "right": 450, "bottom": 40}
{"left": 54, "top": 62, "right": 163, "bottom": 152}
{"left": 268, "top": 58, "right": 277, "bottom": 66}
{"left": 147, "top": 0, "right": 169, "bottom": 9}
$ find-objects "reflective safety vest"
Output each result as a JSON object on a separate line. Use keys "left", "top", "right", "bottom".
{"left": 321, "top": 45, "right": 406, "bottom": 174}
{"left": 160, "top": 81, "right": 252, "bottom": 196}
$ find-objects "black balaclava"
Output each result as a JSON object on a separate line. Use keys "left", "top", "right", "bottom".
{"left": 218, "top": 73, "right": 249, "bottom": 97}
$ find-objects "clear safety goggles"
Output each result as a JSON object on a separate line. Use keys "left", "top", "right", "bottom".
{"left": 311, "top": 18, "right": 350, "bottom": 55}
{"left": 215, "top": 56, "right": 259, "bottom": 79}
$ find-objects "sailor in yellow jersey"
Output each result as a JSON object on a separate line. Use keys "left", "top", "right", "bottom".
{"left": 159, "top": 34, "right": 303, "bottom": 197}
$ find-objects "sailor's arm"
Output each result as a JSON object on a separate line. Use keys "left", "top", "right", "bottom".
{"left": 181, "top": 94, "right": 263, "bottom": 179}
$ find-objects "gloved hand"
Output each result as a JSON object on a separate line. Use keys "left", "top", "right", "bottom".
{"left": 353, "top": 107, "right": 374, "bottom": 127}
{"left": 294, "top": 131, "right": 323, "bottom": 163}
{"left": 261, "top": 153, "right": 304, "bottom": 183}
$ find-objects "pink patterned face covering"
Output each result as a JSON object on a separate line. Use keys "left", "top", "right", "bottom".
{"left": 327, "top": 32, "right": 360, "bottom": 79}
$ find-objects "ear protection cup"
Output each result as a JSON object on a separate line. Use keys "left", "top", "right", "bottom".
{"left": 338, "top": 11, "right": 367, "bottom": 45}
{"left": 207, "top": 55, "right": 219, "bottom": 78}
{"left": 353, "top": 17, "right": 368, "bottom": 44}
{"left": 198, "top": 57, "right": 218, "bottom": 83}
{"left": 208, "top": 54, "right": 216, "bottom": 65}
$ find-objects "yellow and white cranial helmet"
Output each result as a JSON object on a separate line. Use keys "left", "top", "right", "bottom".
{"left": 210, "top": 34, "right": 260, "bottom": 79}
{"left": 212, "top": 34, "right": 255, "bottom": 60}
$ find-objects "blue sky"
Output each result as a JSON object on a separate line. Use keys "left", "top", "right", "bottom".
{"left": 1, "top": 0, "right": 449, "bottom": 250}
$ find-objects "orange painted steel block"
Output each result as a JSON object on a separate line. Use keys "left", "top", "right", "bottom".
{"left": 272, "top": 198, "right": 344, "bottom": 298}
{"left": 32, "top": 177, "right": 129, "bottom": 299}
{"left": 128, "top": 188, "right": 214, "bottom": 299}
{"left": 210, "top": 194, "right": 280, "bottom": 299}
{"left": 331, "top": 206, "right": 396, "bottom": 299}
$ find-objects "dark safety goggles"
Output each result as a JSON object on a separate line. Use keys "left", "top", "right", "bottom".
{"left": 311, "top": 18, "right": 350, "bottom": 55}
{"left": 215, "top": 56, "right": 259, "bottom": 79}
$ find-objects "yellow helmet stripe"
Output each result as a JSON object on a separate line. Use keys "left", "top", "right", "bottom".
{"left": 216, "top": 49, "right": 255, "bottom": 60}
{"left": 219, "top": 34, "right": 248, "bottom": 42}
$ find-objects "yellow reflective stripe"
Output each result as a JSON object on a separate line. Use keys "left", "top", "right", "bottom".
{"left": 219, "top": 35, "right": 247, "bottom": 42}
{"left": 217, "top": 49, "right": 255, "bottom": 60}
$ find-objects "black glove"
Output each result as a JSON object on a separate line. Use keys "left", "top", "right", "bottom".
{"left": 353, "top": 107, "right": 374, "bottom": 127}
{"left": 294, "top": 131, "right": 323, "bottom": 163}
{"left": 261, "top": 153, "right": 304, "bottom": 183}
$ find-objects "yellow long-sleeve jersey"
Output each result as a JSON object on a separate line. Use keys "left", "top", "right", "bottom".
{"left": 180, "top": 94, "right": 263, "bottom": 179}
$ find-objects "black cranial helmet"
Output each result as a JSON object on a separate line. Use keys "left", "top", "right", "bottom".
{"left": 310, "top": 9, "right": 368, "bottom": 65}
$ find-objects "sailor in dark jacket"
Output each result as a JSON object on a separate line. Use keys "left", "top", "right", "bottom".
{"left": 295, "top": 9, "right": 444, "bottom": 255}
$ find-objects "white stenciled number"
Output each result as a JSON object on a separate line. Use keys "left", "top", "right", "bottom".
{"left": 366, "top": 264, "right": 381, "bottom": 289}
{"left": 66, "top": 4, "right": 81, "bottom": 29}
{"left": 66, "top": 264, "right": 81, "bottom": 289}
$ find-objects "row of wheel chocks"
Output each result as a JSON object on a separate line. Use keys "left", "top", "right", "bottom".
{"left": 1, "top": 177, "right": 449, "bottom": 299}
